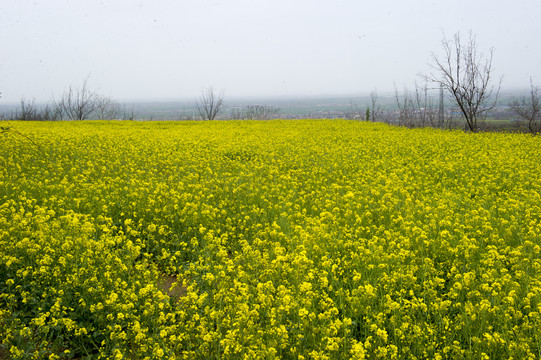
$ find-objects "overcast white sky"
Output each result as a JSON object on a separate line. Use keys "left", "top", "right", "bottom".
{"left": 1, "top": 0, "right": 540, "bottom": 102}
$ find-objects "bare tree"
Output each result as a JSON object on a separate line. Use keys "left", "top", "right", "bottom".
{"left": 18, "top": 98, "right": 38, "bottom": 121}
{"left": 370, "top": 89, "right": 381, "bottom": 122}
{"left": 393, "top": 82, "right": 442, "bottom": 128}
{"left": 57, "top": 78, "right": 98, "bottom": 120}
{"left": 9, "top": 98, "right": 63, "bottom": 121}
{"left": 246, "top": 105, "right": 280, "bottom": 120}
{"left": 414, "top": 81, "right": 441, "bottom": 127}
{"left": 230, "top": 105, "right": 280, "bottom": 120}
{"left": 195, "top": 87, "right": 224, "bottom": 120}
{"left": 395, "top": 85, "right": 417, "bottom": 128}
{"left": 229, "top": 107, "right": 244, "bottom": 120}
{"left": 509, "top": 78, "right": 540, "bottom": 134}
{"left": 43, "top": 102, "right": 64, "bottom": 121}
{"left": 95, "top": 95, "right": 121, "bottom": 120}
{"left": 424, "top": 31, "right": 501, "bottom": 132}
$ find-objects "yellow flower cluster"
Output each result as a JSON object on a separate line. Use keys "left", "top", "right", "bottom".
{"left": 1, "top": 120, "right": 540, "bottom": 359}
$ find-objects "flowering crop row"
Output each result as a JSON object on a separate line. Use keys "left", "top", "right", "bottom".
{"left": 1, "top": 120, "right": 541, "bottom": 359}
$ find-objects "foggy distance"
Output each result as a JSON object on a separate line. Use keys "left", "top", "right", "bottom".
{"left": 1, "top": 0, "right": 540, "bottom": 103}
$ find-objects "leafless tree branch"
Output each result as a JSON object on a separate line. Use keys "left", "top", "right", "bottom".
{"left": 370, "top": 89, "right": 381, "bottom": 122}
{"left": 509, "top": 78, "right": 540, "bottom": 134}
{"left": 423, "top": 31, "right": 502, "bottom": 132}
{"left": 95, "top": 95, "right": 122, "bottom": 120}
{"left": 59, "top": 77, "right": 98, "bottom": 120}
{"left": 230, "top": 105, "right": 280, "bottom": 120}
{"left": 196, "top": 87, "right": 224, "bottom": 120}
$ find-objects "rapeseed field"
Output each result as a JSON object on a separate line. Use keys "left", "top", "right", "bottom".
{"left": 1, "top": 120, "right": 540, "bottom": 359}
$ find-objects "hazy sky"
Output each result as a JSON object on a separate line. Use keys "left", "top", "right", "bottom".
{"left": 1, "top": 0, "right": 540, "bottom": 102}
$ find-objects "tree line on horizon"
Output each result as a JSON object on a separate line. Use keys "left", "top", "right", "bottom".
{"left": 1, "top": 31, "right": 539, "bottom": 133}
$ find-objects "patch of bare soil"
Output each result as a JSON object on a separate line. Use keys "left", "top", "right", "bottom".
{"left": 158, "top": 274, "right": 187, "bottom": 300}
